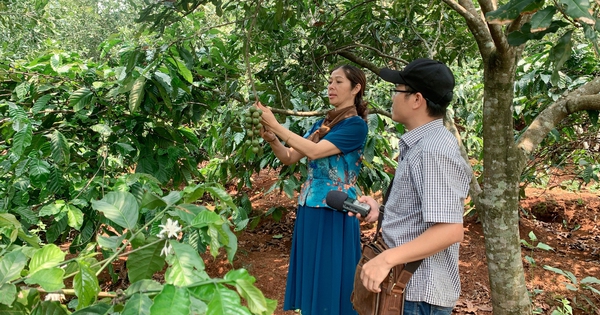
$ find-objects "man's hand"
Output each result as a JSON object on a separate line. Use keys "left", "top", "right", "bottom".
{"left": 360, "top": 252, "right": 392, "bottom": 293}
{"left": 347, "top": 196, "right": 379, "bottom": 223}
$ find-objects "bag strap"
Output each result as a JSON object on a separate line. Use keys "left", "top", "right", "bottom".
{"left": 374, "top": 178, "right": 422, "bottom": 288}
{"left": 373, "top": 181, "right": 393, "bottom": 242}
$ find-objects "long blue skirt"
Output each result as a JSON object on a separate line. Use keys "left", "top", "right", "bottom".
{"left": 283, "top": 205, "right": 361, "bottom": 315}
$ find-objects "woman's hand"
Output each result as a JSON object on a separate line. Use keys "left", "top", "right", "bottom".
{"left": 254, "top": 102, "right": 278, "bottom": 130}
{"left": 260, "top": 126, "right": 277, "bottom": 143}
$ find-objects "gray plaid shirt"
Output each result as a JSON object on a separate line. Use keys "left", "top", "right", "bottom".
{"left": 382, "top": 119, "right": 471, "bottom": 308}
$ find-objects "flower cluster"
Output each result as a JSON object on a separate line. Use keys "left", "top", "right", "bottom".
{"left": 157, "top": 218, "right": 181, "bottom": 256}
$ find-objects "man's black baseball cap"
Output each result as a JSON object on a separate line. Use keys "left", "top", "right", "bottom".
{"left": 380, "top": 58, "right": 455, "bottom": 105}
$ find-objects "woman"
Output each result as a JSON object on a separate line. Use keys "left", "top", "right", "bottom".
{"left": 256, "top": 65, "right": 376, "bottom": 315}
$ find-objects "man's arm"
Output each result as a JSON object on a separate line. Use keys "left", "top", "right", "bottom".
{"left": 360, "top": 222, "right": 463, "bottom": 293}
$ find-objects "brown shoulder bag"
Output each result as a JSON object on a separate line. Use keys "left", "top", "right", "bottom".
{"left": 351, "top": 183, "right": 422, "bottom": 315}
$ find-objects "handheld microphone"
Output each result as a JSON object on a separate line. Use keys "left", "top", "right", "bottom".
{"left": 325, "top": 190, "right": 370, "bottom": 217}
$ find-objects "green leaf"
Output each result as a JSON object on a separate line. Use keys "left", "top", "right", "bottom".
{"left": 46, "top": 216, "right": 68, "bottom": 243}
{"left": 0, "top": 283, "right": 17, "bottom": 306}
{"left": 486, "top": 0, "right": 544, "bottom": 24}
{"left": 30, "top": 301, "right": 69, "bottom": 315}
{"left": 507, "top": 20, "right": 568, "bottom": 46}
{"left": 18, "top": 229, "right": 41, "bottom": 248}
{"left": 14, "top": 78, "right": 29, "bottom": 99}
{"left": 127, "top": 238, "right": 166, "bottom": 283}
{"left": 221, "top": 223, "right": 238, "bottom": 263}
{"left": 141, "top": 191, "right": 167, "bottom": 211}
{"left": 90, "top": 124, "right": 113, "bottom": 138}
{"left": 549, "top": 30, "right": 573, "bottom": 85}
{"left": 129, "top": 76, "right": 146, "bottom": 113}
{"left": 91, "top": 191, "right": 139, "bottom": 230}
{"left": 0, "top": 250, "right": 28, "bottom": 283}
{"left": 536, "top": 242, "right": 554, "bottom": 251}
{"left": 32, "top": 94, "right": 53, "bottom": 114}
{"left": 565, "top": 283, "right": 578, "bottom": 291}
{"left": 363, "top": 137, "right": 376, "bottom": 163}
{"left": 191, "top": 210, "right": 223, "bottom": 228}
{"left": 236, "top": 279, "right": 272, "bottom": 314}
{"left": 528, "top": 231, "right": 538, "bottom": 242}
{"left": 12, "top": 206, "right": 37, "bottom": 224}
{"left": 529, "top": 7, "right": 556, "bottom": 32}
{"left": 8, "top": 102, "right": 29, "bottom": 131}
{"left": 205, "top": 186, "right": 237, "bottom": 210}
{"left": 282, "top": 179, "right": 296, "bottom": 198}
{"left": 70, "top": 303, "right": 111, "bottom": 315}
{"left": 164, "top": 241, "right": 208, "bottom": 286}
{"left": 225, "top": 269, "right": 268, "bottom": 314}
{"left": 29, "top": 159, "right": 51, "bottom": 187}
{"left": 116, "top": 142, "right": 136, "bottom": 155}
{"left": 50, "top": 130, "right": 70, "bottom": 166}
{"left": 559, "top": 0, "right": 595, "bottom": 24}
{"left": 207, "top": 225, "right": 220, "bottom": 258}
{"left": 74, "top": 261, "right": 100, "bottom": 310}
{"left": 125, "top": 279, "right": 163, "bottom": 296}
{"left": 154, "top": 72, "right": 173, "bottom": 93}
{"left": 29, "top": 244, "right": 66, "bottom": 274}
{"left": 122, "top": 293, "right": 152, "bottom": 315}
{"left": 168, "top": 57, "right": 193, "bottom": 83}
{"left": 97, "top": 234, "right": 126, "bottom": 251}
{"left": 12, "top": 124, "right": 32, "bottom": 156}
{"left": 162, "top": 191, "right": 182, "bottom": 207}
{"left": 50, "top": 54, "right": 61, "bottom": 72}
{"left": 205, "top": 285, "right": 252, "bottom": 315}
{"left": 0, "top": 302, "right": 27, "bottom": 314}
{"left": 69, "top": 87, "right": 94, "bottom": 111}
{"left": 149, "top": 284, "right": 190, "bottom": 315}
{"left": 48, "top": 167, "right": 64, "bottom": 194}
{"left": 189, "top": 295, "right": 208, "bottom": 315}
{"left": 39, "top": 201, "right": 65, "bottom": 216}
{"left": 544, "top": 265, "right": 578, "bottom": 284}
{"left": 67, "top": 205, "right": 84, "bottom": 230}
{"left": 25, "top": 268, "right": 65, "bottom": 292}
{"left": 178, "top": 127, "right": 199, "bottom": 146}
{"left": 581, "top": 276, "right": 600, "bottom": 284}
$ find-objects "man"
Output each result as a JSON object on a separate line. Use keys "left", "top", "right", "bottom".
{"left": 357, "top": 58, "right": 472, "bottom": 314}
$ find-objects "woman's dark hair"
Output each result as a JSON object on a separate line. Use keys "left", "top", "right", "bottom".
{"left": 331, "top": 64, "right": 368, "bottom": 120}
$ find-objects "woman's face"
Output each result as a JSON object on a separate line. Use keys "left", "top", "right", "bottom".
{"left": 327, "top": 68, "right": 359, "bottom": 108}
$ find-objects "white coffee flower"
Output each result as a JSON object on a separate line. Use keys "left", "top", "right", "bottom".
{"left": 157, "top": 218, "right": 181, "bottom": 239}
{"left": 160, "top": 242, "right": 173, "bottom": 257}
{"left": 44, "top": 293, "right": 65, "bottom": 302}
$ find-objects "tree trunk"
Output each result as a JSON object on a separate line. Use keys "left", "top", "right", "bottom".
{"left": 476, "top": 52, "right": 532, "bottom": 315}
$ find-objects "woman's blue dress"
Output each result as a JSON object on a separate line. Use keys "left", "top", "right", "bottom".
{"left": 283, "top": 116, "right": 368, "bottom": 315}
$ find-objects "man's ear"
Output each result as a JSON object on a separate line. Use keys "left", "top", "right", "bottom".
{"left": 412, "top": 92, "right": 426, "bottom": 110}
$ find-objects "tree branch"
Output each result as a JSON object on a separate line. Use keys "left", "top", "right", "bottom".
{"left": 517, "top": 76, "right": 600, "bottom": 156}
{"left": 329, "top": 43, "right": 408, "bottom": 64}
{"left": 336, "top": 50, "right": 381, "bottom": 75}
{"left": 443, "top": 0, "right": 496, "bottom": 60}
{"left": 476, "top": 0, "right": 510, "bottom": 55}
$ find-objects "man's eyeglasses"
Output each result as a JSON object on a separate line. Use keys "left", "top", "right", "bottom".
{"left": 390, "top": 89, "right": 414, "bottom": 97}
